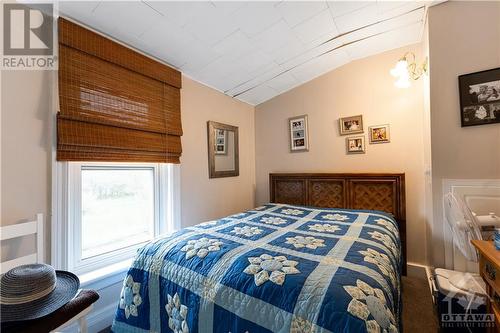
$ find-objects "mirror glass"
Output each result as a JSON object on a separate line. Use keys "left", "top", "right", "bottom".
{"left": 214, "top": 129, "right": 235, "bottom": 171}
{"left": 207, "top": 121, "right": 239, "bottom": 178}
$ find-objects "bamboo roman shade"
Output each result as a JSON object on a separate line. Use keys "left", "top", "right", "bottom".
{"left": 57, "top": 18, "right": 182, "bottom": 163}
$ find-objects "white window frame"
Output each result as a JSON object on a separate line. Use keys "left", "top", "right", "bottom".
{"left": 52, "top": 161, "right": 181, "bottom": 283}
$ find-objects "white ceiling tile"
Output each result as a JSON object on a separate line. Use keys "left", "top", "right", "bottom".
{"left": 193, "top": 68, "right": 247, "bottom": 92}
{"left": 212, "top": 51, "right": 276, "bottom": 91}
{"left": 327, "top": 1, "right": 374, "bottom": 18}
{"left": 232, "top": 2, "right": 282, "bottom": 37}
{"left": 345, "top": 22, "right": 422, "bottom": 60}
{"left": 212, "top": 30, "right": 256, "bottom": 61}
{"left": 282, "top": 36, "right": 344, "bottom": 70}
{"left": 91, "top": 1, "right": 162, "bottom": 39}
{"left": 59, "top": 1, "right": 101, "bottom": 23}
{"left": 253, "top": 20, "right": 302, "bottom": 53}
{"left": 225, "top": 63, "right": 283, "bottom": 96}
{"left": 378, "top": 1, "right": 424, "bottom": 20}
{"left": 340, "top": 7, "right": 424, "bottom": 45}
{"left": 290, "top": 49, "right": 350, "bottom": 83}
{"left": 224, "top": 61, "right": 281, "bottom": 93}
{"left": 242, "top": 51, "right": 274, "bottom": 72}
{"left": 138, "top": 20, "right": 200, "bottom": 68}
{"left": 177, "top": 42, "right": 222, "bottom": 73}
{"left": 210, "top": 1, "right": 246, "bottom": 16}
{"left": 194, "top": 50, "right": 273, "bottom": 88}
{"left": 275, "top": 1, "right": 328, "bottom": 27}
{"left": 268, "top": 39, "right": 308, "bottom": 65}
{"left": 183, "top": 11, "right": 239, "bottom": 46}
{"left": 265, "top": 72, "right": 299, "bottom": 93}
{"left": 334, "top": 3, "right": 380, "bottom": 33}
{"left": 196, "top": 55, "right": 244, "bottom": 82}
{"left": 236, "top": 85, "right": 278, "bottom": 106}
{"left": 292, "top": 9, "right": 338, "bottom": 44}
{"left": 144, "top": 1, "right": 215, "bottom": 27}
{"left": 376, "top": 1, "right": 408, "bottom": 13}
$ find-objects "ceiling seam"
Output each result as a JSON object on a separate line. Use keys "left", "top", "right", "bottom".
{"left": 227, "top": 5, "right": 425, "bottom": 98}
{"left": 232, "top": 18, "right": 423, "bottom": 99}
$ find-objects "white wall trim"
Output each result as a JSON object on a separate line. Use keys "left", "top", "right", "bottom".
{"left": 52, "top": 162, "right": 69, "bottom": 269}
{"left": 407, "top": 262, "right": 430, "bottom": 280}
{"left": 168, "top": 164, "right": 182, "bottom": 231}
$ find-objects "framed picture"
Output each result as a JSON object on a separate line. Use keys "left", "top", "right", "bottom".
{"left": 214, "top": 129, "right": 226, "bottom": 155}
{"left": 346, "top": 136, "right": 365, "bottom": 154}
{"left": 339, "top": 115, "right": 363, "bottom": 135}
{"left": 369, "top": 124, "right": 390, "bottom": 144}
{"left": 458, "top": 67, "right": 500, "bottom": 127}
{"left": 289, "top": 115, "right": 309, "bottom": 152}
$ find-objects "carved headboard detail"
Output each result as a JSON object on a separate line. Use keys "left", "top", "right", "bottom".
{"left": 269, "top": 173, "right": 407, "bottom": 275}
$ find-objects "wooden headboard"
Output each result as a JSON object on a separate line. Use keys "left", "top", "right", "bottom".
{"left": 269, "top": 173, "right": 407, "bottom": 275}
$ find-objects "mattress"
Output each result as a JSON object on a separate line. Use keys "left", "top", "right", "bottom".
{"left": 111, "top": 203, "right": 402, "bottom": 333}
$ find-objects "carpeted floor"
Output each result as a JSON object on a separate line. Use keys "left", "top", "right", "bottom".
{"left": 402, "top": 276, "right": 439, "bottom": 332}
{"left": 100, "top": 276, "right": 439, "bottom": 333}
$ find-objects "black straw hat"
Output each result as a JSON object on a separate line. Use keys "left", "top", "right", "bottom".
{"left": 0, "top": 264, "right": 80, "bottom": 322}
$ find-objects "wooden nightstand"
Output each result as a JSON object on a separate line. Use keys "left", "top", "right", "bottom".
{"left": 472, "top": 240, "right": 500, "bottom": 332}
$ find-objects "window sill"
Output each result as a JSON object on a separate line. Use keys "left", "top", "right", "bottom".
{"left": 79, "top": 258, "right": 132, "bottom": 290}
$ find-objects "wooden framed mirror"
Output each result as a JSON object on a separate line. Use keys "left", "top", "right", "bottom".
{"left": 207, "top": 121, "right": 239, "bottom": 178}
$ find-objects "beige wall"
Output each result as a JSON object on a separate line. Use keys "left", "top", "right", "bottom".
{"left": 1, "top": 70, "right": 53, "bottom": 262}
{"left": 180, "top": 76, "right": 255, "bottom": 227}
{"left": 427, "top": 1, "right": 500, "bottom": 268}
{"left": 1, "top": 70, "right": 52, "bottom": 224}
{"left": 255, "top": 45, "right": 428, "bottom": 265}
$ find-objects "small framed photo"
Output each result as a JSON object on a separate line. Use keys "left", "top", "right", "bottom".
{"left": 289, "top": 115, "right": 309, "bottom": 152}
{"left": 214, "top": 129, "right": 226, "bottom": 155}
{"left": 339, "top": 115, "right": 363, "bottom": 135}
{"left": 369, "top": 124, "right": 390, "bottom": 144}
{"left": 459, "top": 67, "right": 500, "bottom": 127}
{"left": 346, "top": 136, "right": 365, "bottom": 154}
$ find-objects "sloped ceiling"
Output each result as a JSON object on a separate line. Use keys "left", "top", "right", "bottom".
{"left": 59, "top": 1, "right": 442, "bottom": 106}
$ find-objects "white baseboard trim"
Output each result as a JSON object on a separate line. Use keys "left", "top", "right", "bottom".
{"left": 407, "top": 262, "right": 430, "bottom": 280}
{"left": 61, "top": 302, "right": 117, "bottom": 333}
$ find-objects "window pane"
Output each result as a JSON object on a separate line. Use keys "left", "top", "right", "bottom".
{"left": 81, "top": 167, "right": 154, "bottom": 259}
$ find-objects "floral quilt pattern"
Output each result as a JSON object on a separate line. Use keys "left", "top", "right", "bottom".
{"left": 112, "top": 204, "right": 402, "bottom": 333}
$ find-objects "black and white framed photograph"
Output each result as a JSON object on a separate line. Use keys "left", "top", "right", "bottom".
{"left": 339, "top": 115, "right": 364, "bottom": 135}
{"left": 459, "top": 67, "right": 500, "bottom": 127}
{"left": 289, "top": 115, "right": 309, "bottom": 152}
{"left": 214, "top": 129, "right": 226, "bottom": 155}
{"left": 346, "top": 136, "right": 365, "bottom": 154}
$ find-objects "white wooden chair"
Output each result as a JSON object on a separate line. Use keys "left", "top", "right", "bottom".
{"left": 1, "top": 213, "right": 44, "bottom": 274}
{"left": 0, "top": 214, "right": 94, "bottom": 333}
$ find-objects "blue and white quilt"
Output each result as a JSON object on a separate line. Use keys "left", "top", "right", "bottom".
{"left": 112, "top": 203, "right": 402, "bottom": 333}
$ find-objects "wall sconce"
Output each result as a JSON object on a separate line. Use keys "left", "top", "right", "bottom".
{"left": 390, "top": 52, "right": 428, "bottom": 88}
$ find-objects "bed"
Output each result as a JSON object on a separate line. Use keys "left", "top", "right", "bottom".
{"left": 112, "top": 173, "right": 406, "bottom": 333}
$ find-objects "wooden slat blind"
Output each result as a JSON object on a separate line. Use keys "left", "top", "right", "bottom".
{"left": 57, "top": 18, "right": 182, "bottom": 163}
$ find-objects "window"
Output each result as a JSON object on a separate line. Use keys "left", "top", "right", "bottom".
{"left": 53, "top": 162, "right": 180, "bottom": 279}
{"left": 80, "top": 166, "right": 155, "bottom": 260}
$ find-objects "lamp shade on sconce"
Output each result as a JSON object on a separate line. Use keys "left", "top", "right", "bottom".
{"left": 391, "top": 59, "right": 411, "bottom": 88}
{"left": 390, "top": 52, "right": 428, "bottom": 88}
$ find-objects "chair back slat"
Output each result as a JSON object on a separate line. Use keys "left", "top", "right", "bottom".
{"left": 1, "top": 254, "right": 38, "bottom": 274}
{"left": 36, "top": 214, "right": 44, "bottom": 264}
{"left": 0, "top": 214, "right": 44, "bottom": 274}
{"left": 1, "top": 221, "right": 37, "bottom": 240}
